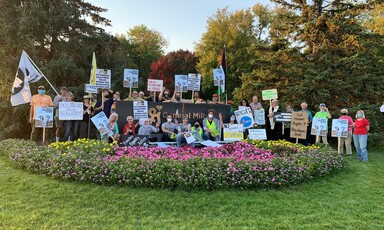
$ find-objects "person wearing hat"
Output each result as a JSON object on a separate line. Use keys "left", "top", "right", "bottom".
{"left": 29, "top": 85, "right": 53, "bottom": 142}
{"left": 338, "top": 108, "right": 353, "bottom": 156}
{"left": 53, "top": 87, "right": 67, "bottom": 142}
{"left": 79, "top": 95, "right": 94, "bottom": 138}
{"left": 314, "top": 103, "right": 332, "bottom": 144}
{"left": 208, "top": 94, "right": 224, "bottom": 104}
{"left": 202, "top": 109, "right": 223, "bottom": 141}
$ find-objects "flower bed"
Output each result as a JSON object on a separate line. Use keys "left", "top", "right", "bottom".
{"left": 0, "top": 139, "right": 344, "bottom": 190}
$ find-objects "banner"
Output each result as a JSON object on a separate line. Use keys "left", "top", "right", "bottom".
{"left": 123, "top": 69, "right": 139, "bottom": 88}
{"left": 274, "top": 112, "right": 292, "bottom": 123}
{"left": 254, "top": 109, "right": 265, "bottom": 125}
{"left": 248, "top": 129, "right": 267, "bottom": 140}
{"left": 311, "top": 117, "right": 328, "bottom": 136}
{"left": 91, "top": 112, "right": 109, "bottom": 135}
{"left": 290, "top": 112, "right": 308, "bottom": 139}
{"left": 96, "top": 69, "right": 111, "bottom": 89}
{"left": 213, "top": 69, "right": 224, "bottom": 87}
{"left": 120, "top": 135, "right": 149, "bottom": 147}
{"left": 84, "top": 84, "right": 97, "bottom": 94}
{"left": 223, "top": 124, "right": 244, "bottom": 141}
{"left": 262, "top": 89, "right": 278, "bottom": 100}
{"left": 147, "top": 79, "right": 163, "bottom": 92}
{"left": 133, "top": 101, "right": 148, "bottom": 120}
{"left": 187, "top": 73, "right": 201, "bottom": 91}
{"left": 35, "top": 107, "right": 54, "bottom": 128}
{"left": 331, "top": 119, "right": 349, "bottom": 138}
{"left": 59, "top": 102, "right": 83, "bottom": 120}
{"left": 234, "top": 107, "right": 254, "bottom": 129}
{"left": 175, "top": 75, "right": 188, "bottom": 92}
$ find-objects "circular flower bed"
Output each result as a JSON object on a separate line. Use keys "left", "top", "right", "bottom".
{"left": 0, "top": 139, "right": 344, "bottom": 190}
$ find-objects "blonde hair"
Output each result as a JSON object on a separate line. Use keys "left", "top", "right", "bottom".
{"left": 110, "top": 112, "right": 119, "bottom": 121}
{"left": 66, "top": 92, "right": 74, "bottom": 99}
{"left": 355, "top": 110, "right": 365, "bottom": 119}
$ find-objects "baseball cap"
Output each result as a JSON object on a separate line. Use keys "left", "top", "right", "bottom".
{"left": 38, "top": 85, "right": 45, "bottom": 89}
{"left": 83, "top": 95, "right": 90, "bottom": 99}
{"left": 213, "top": 94, "right": 218, "bottom": 97}
{"left": 319, "top": 103, "right": 326, "bottom": 107}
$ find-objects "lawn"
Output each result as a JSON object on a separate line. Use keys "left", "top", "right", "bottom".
{"left": 0, "top": 149, "right": 383, "bottom": 230}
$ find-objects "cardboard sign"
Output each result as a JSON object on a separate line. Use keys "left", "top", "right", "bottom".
{"left": 120, "top": 135, "right": 149, "bottom": 147}
{"left": 274, "top": 112, "right": 292, "bottom": 123}
{"left": 187, "top": 73, "right": 201, "bottom": 91}
{"left": 213, "top": 69, "right": 224, "bottom": 87}
{"left": 59, "top": 102, "right": 83, "bottom": 120}
{"left": 133, "top": 101, "right": 148, "bottom": 120}
{"left": 35, "top": 107, "right": 54, "bottom": 128}
{"left": 311, "top": 117, "right": 328, "bottom": 136}
{"left": 223, "top": 124, "right": 244, "bottom": 141}
{"left": 254, "top": 109, "right": 265, "bottom": 125}
{"left": 123, "top": 69, "right": 139, "bottom": 88}
{"left": 234, "top": 107, "right": 254, "bottom": 129}
{"left": 262, "top": 89, "right": 278, "bottom": 100}
{"left": 290, "top": 112, "right": 308, "bottom": 139}
{"left": 91, "top": 112, "right": 109, "bottom": 135}
{"left": 84, "top": 84, "right": 97, "bottom": 94}
{"left": 331, "top": 119, "right": 349, "bottom": 138}
{"left": 248, "top": 129, "right": 267, "bottom": 140}
{"left": 147, "top": 79, "right": 163, "bottom": 92}
{"left": 175, "top": 75, "right": 188, "bottom": 92}
{"left": 96, "top": 69, "right": 111, "bottom": 89}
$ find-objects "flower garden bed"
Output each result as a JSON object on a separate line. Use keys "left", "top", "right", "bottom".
{"left": 0, "top": 139, "right": 344, "bottom": 190}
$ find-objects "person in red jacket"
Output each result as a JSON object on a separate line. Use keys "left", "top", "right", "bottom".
{"left": 123, "top": 116, "right": 136, "bottom": 135}
{"left": 353, "top": 110, "right": 370, "bottom": 162}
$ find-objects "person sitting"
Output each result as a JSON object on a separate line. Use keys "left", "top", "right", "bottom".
{"left": 138, "top": 118, "right": 160, "bottom": 141}
{"left": 191, "top": 121, "right": 203, "bottom": 144}
{"left": 176, "top": 117, "right": 191, "bottom": 147}
{"left": 101, "top": 112, "right": 120, "bottom": 143}
{"left": 202, "top": 109, "right": 223, "bottom": 141}
{"left": 161, "top": 114, "right": 178, "bottom": 141}
{"left": 123, "top": 116, "right": 136, "bottom": 135}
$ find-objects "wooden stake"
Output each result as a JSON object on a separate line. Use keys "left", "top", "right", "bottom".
{"left": 42, "top": 127, "right": 46, "bottom": 145}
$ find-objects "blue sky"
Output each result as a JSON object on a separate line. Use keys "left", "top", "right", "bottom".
{"left": 90, "top": 0, "right": 271, "bottom": 52}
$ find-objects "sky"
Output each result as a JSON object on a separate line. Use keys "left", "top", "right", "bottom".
{"left": 90, "top": 0, "right": 271, "bottom": 52}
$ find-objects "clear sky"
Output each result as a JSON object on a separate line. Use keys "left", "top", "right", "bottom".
{"left": 90, "top": 0, "right": 271, "bottom": 53}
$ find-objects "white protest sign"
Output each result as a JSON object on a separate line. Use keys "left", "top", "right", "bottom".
{"left": 59, "top": 102, "right": 83, "bottom": 120}
{"left": 96, "top": 69, "right": 111, "bottom": 89}
{"left": 223, "top": 124, "right": 244, "bottom": 141}
{"left": 175, "top": 75, "right": 188, "bottom": 92}
{"left": 248, "top": 129, "right": 267, "bottom": 140}
{"left": 147, "top": 79, "right": 163, "bottom": 92}
{"left": 254, "top": 109, "right": 265, "bottom": 125}
{"left": 213, "top": 69, "right": 224, "bottom": 87}
{"left": 187, "top": 73, "right": 201, "bottom": 91}
{"left": 123, "top": 69, "right": 139, "bottom": 88}
{"left": 184, "top": 133, "right": 196, "bottom": 144}
{"left": 91, "top": 111, "right": 109, "bottom": 135}
{"left": 234, "top": 107, "right": 254, "bottom": 129}
{"left": 381, "top": 104, "right": 384, "bottom": 112}
{"left": 84, "top": 84, "right": 97, "bottom": 94}
{"left": 331, "top": 119, "right": 349, "bottom": 138}
{"left": 311, "top": 117, "right": 328, "bottom": 136}
{"left": 35, "top": 107, "right": 54, "bottom": 128}
{"left": 262, "top": 89, "right": 278, "bottom": 100}
{"left": 133, "top": 101, "right": 148, "bottom": 120}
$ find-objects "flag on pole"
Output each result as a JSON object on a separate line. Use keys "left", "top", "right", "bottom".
{"left": 89, "top": 52, "right": 97, "bottom": 107}
{"left": 218, "top": 46, "right": 226, "bottom": 96}
{"left": 11, "top": 51, "right": 43, "bottom": 106}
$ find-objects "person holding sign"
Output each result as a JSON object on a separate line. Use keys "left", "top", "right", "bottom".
{"left": 191, "top": 121, "right": 203, "bottom": 144}
{"left": 53, "top": 87, "right": 67, "bottom": 142}
{"left": 250, "top": 96, "right": 263, "bottom": 111}
{"left": 208, "top": 94, "right": 224, "bottom": 104}
{"left": 159, "top": 88, "right": 172, "bottom": 102}
{"left": 267, "top": 99, "right": 282, "bottom": 140}
{"left": 191, "top": 91, "right": 206, "bottom": 104}
{"left": 314, "top": 103, "right": 332, "bottom": 144}
{"left": 63, "top": 92, "right": 79, "bottom": 141}
{"left": 353, "top": 110, "right": 370, "bottom": 162}
{"left": 299, "top": 102, "right": 313, "bottom": 145}
{"left": 101, "top": 112, "right": 120, "bottom": 143}
{"left": 161, "top": 114, "right": 178, "bottom": 141}
{"left": 203, "top": 109, "right": 223, "bottom": 141}
{"left": 29, "top": 86, "right": 54, "bottom": 142}
{"left": 79, "top": 95, "right": 94, "bottom": 139}
{"left": 338, "top": 108, "right": 354, "bottom": 156}
{"left": 176, "top": 117, "right": 192, "bottom": 147}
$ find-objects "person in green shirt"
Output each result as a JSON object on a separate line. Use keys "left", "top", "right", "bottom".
{"left": 314, "top": 103, "right": 332, "bottom": 144}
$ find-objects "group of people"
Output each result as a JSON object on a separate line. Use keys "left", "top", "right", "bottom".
{"left": 29, "top": 86, "right": 371, "bottom": 162}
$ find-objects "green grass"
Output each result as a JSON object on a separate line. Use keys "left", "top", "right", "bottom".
{"left": 0, "top": 150, "right": 383, "bottom": 230}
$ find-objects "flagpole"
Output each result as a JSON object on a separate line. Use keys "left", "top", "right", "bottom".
{"left": 25, "top": 52, "right": 59, "bottom": 96}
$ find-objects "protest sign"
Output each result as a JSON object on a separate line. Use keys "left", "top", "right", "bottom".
{"left": 59, "top": 102, "right": 83, "bottom": 120}
{"left": 234, "top": 107, "right": 254, "bottom": 129}
{"left": 254, "top": 109, "right": 265, "bottom": 125}
{"left": 133, "top": 101, "right": 148, "bottom": 120}
{"left": 223, "top": 124, "right": 244, "bottom": 141}
{"left": 35, "top": 107, "right": 54, "bottom": 128}
{"left": 290, "top": 112, "right": 308, "bottom": 139}
{"left": 96, "top": 69, "right": 111, "bottom": 89}
{"left": 184, "top": 133, "right": 196, "bottom": 144}
{"left": 274, "top": 112, "right": 292, "bottom": 123}
{"left": 120, "top": 135, "right": 149, "bottom": 147}
{"left": 262, "top": 89, "right": 278, "bottom": 100}
{"left": 175, "top": 75, "right": 188, "bottom": 92}
{"left": 147, "top": 79, "right": 163, "bottom": 92}
{"left": 331, "top": 119, "right": 349, "bottom": 138}
{"left": 187, "top": 73, "right": 201, "bottom": 91}
{"left": 91, "top": 112, "right": 109, "bottom": 135}
{"left": 213, "top": 69, "right": 224, "bottom": 87}
{"left": 380, "top": 104, "right": 384, "bottom": 112}
{"left": 311, "top": 117, "right": 328, "bottom": 136}
{"left": 248, "top": 129, "right": 267, "bottom": 140}
{"left": 123, "top": 69, "right": 139, "bottom": 88}
{"left": 84, "top": 84, "right": 97, "bottom": 94}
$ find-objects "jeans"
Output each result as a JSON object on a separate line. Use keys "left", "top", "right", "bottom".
{"left": 203, "top": 131, "right": 220, "bottom": 141}
{"left": 176, "top": 134, "right": 186, "bottom": 147}
{"left": 353, "top": 134, "right": 368, "bottom": 161}
{"left": 64, "top": 120, "right": 79, "bottom": 141}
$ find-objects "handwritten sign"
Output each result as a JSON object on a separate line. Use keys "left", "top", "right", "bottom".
{"left": 311, "top": 117, "right": 327, "bottom": 136}
{"left": 96, "top": 69, "right": 111, "bottom": 89}
{"left": 187, "top": 73, "right": 201, "bottom": 91}
{"left": 290, "top": 112, "right": 308, "bottom": 139}
{"left": 331, "top": 119, "right": 349, "bottom": 138}
{"left": 234, "top": 107, "right": 254, "bottom": 129}
{"left": 262, "top": 89, "right": 278, "bottom": 100}
{"left": 123, "top": 69, "right": 139, "bottom": 88}
{"left": 91, "top": 112, "right": 109, "bottom": 135}
{"left": 147, "top": 79, "right": 163, "bottom": 92}
{"left": 84, "top": 84, "right": 97, "bottom": 94}
{"left": 35, "top": 107, "right": 54, "bottom": 128}
{"left": 133, "top": 101, "right": 148, "bottom": 120}
{"left": 59, "top": 102, "right": 83, "bottom": 120}
{"left": 223, "top": 124, "right": 244, "bottom": 141}
{"left": 175, "top": 75, "right": 188, "bottom": 92}
{"left": 248, "top": 129, "right": 267, "bottom": 140}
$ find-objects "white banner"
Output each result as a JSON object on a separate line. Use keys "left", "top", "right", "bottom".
{"left": 331, "top": 119, "right": 349, "bottom": 138}
{"left": 248, "top": 129, "right": 267, "bottom": 140}
{"left": 123, "top": 69, "right": 139, "bottom": 88}
{"left": 59, "top": 102, "right": 83, "bottom": 120}
{"left": 311, "top": 117, "right": 328, "bottom": 136}
{"left": 213, "top": 69, "right": 224, "bottom": 87}
{"left": 147, "top": 79, "right": 163, "bottom": 92}
{"left": 187, "top": 73, "right": 201, "bottom": 91}
{"left": 133, "top": 101, "right": 148, "bottom": 120}
{"left": 96, "top": 69, "right": 111, "bottom": 89}
{"left": 84, "top": 84, "right": 97, "bottom": 93}
{"left": 223, "top": 124, "right": 244, "bottom": 141}
{"left": 91, "top": 112, "right": 109, "bottom": 135}
{"left": 234, "top": 107, "right": 254, "bottom": 129}
{"left": 35, "top": 107, "right": 54, "bottom": 128}
{"left": 175, "top": 75, "right": 188, "bottom": 92}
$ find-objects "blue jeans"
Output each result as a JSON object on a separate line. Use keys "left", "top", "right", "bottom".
{"left": 176, "top": 134, "right": 186, "bottom": 147}
{"left": 64, "top": 120, "right": 79, "bottom": 141}
{"left": 203, "top": 131, "right": 220, "bottom": 141}
{"left": 353, "top": 134, "right": 368, "bottom": 161}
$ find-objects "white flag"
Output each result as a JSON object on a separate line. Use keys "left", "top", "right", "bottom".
{"left": 11, "top": 51, "right": 43, "bottom": 106}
